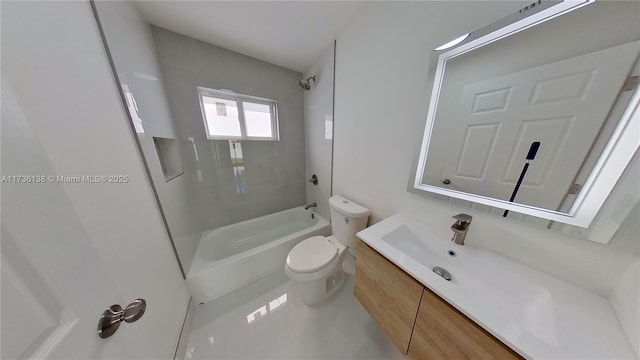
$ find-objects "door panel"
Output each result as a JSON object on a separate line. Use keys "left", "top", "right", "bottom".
{"left": 456, "top": 123, "right": 501, "bottom": 178}
{"left": 502, "top": 116, "right": 573, "bottom": 185}
{"left": 471, "top": 87, "right": 512, "bottom": 113}
{"left": 1, "top": 235, "right": 76, "bottom": 359}
{"left": 529, "top": 69, "right": 594, "bottom": 105}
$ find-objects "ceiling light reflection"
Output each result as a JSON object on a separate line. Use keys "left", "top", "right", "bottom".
{"left": 246, "top": 293, "right": 288, "bottom": 324}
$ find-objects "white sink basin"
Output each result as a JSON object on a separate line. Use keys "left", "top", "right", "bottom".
{"left": 382, "top": 224, "right": 451, "bottom": 265}
{"left": 380, "top": 222, "right": 557, "bottom": 346}
{"left": 356, "top": 214, "right": 636, "bottom": 359}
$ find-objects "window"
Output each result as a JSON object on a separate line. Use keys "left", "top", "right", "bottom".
{"left": 197, "top": 87, "right": 279, "bottom": 141}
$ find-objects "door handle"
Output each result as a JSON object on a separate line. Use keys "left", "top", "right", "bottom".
{"left": 97, "top": 298, "right": 146, "bottom": 339}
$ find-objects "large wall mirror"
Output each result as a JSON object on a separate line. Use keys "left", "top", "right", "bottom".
{"left": 414, "top": 0, "right": 640, "bottom": 228}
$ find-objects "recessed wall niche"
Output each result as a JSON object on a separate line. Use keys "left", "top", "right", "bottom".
{"left": 153, "top": 137, "right": 184, "bottom": 181}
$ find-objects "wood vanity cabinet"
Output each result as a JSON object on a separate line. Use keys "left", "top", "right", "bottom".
{"left": 353, "top": 240, "right": 424, "bottom": 354}
{"left": 407, "top": 288, "right": 522, "bottom": 360}
{"left": 354, "top": 240, "right": 523, "bottom": 359}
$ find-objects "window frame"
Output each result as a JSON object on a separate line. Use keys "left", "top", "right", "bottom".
{"left": 197, "top": 86, "right": 280, "bottom": 141}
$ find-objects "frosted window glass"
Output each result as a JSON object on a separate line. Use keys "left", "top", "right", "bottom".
{"left": 243, "top": 102, "right": 273, "bottom": 138}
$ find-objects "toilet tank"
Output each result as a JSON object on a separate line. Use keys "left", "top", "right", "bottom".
{"left": 329, "top": 195, "right": 371, "bottom": 248}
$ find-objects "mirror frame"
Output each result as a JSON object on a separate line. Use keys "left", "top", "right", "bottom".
{"left": 413, "top": 0, "right": 640, "bottom": 228}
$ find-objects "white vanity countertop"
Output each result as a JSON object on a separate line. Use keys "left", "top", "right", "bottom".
{"left": 356, "top": 214, "right": 637, "bottom": 360}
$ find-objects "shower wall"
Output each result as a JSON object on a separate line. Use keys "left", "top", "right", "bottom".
{"left": 150, "top": 26, "right": 306, "bottom": 232}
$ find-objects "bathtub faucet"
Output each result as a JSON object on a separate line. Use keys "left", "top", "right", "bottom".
{"left": 304, "top": 202, "right": 317, "bottom": 210}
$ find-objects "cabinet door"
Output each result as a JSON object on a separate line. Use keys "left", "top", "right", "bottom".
{"left": 408, "top": 288, "right": 523, "bottom": 360}
{"left": 354, "top": 240, "right": 424, "bottom": 354}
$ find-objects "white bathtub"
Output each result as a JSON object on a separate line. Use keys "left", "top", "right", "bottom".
{"left": 187, "top": 207, "right": 331, "bottom": 305}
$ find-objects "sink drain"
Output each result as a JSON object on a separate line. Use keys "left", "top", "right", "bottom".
{"left": 448, "top": 250, "right": 456, "bottom": 257}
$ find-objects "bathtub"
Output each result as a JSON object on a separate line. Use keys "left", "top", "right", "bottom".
{"left": 187, "top": 207, "right": 331, "bottom": 305}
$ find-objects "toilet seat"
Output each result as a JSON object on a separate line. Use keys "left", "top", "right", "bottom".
{"left": 286, "top": 236, "right": 338, "bottom": 274}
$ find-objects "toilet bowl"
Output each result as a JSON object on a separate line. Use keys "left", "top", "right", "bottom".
{"left": 285, "top": 196, "right": 370, "bottom": 305}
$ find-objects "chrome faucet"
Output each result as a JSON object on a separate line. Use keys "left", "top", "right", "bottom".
{"left": 304, "top": 202, "right": 317, "bottom": 210}
{"left": 450, "top": 214, "right": 472, "bottom": 245}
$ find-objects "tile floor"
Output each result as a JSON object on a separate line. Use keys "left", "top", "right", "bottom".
{"left": 183, "top": 268, "right": 404, "bottom": 359}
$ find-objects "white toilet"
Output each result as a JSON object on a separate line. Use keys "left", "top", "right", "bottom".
{"left": 285, "top": 195, "right": 370, "bottom": 305}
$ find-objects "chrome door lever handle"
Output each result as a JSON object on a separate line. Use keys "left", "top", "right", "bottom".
{"left": 122, "top": 298, "right": 146, "bottom": 323}
{"left": 98, "top": 298, "right": 146, "bottom": 339}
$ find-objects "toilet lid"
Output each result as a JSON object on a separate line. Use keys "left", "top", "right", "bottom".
{"left": 287, "top": 236, "right": 338, "bottom": 274}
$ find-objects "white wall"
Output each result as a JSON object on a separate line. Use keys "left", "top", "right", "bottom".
{"left": 611, "top": 259, "right": 640, "bottom": 355}
{"left": 94, "top": 1, "right": 204, "bottom": 273}
{"left": 1, "top": 1, "right": 189, "bottom": 357}
{"left": 304, "top": 43, "right": 335, "bottom": 220}
{"left": 333, "top": 1, "right": 639, "bottom": 299}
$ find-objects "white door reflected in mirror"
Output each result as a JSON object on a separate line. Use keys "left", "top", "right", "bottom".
{"left": 414, "top": 0, "right": 640, "bottom": 228}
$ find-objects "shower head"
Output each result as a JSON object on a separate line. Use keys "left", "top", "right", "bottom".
{"left": 299, "top": 75, "right": 316, "bottom": 90}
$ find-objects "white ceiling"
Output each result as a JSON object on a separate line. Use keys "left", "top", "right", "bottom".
{"left": 134, "top": 1, "right": 369, "bottom": 73}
